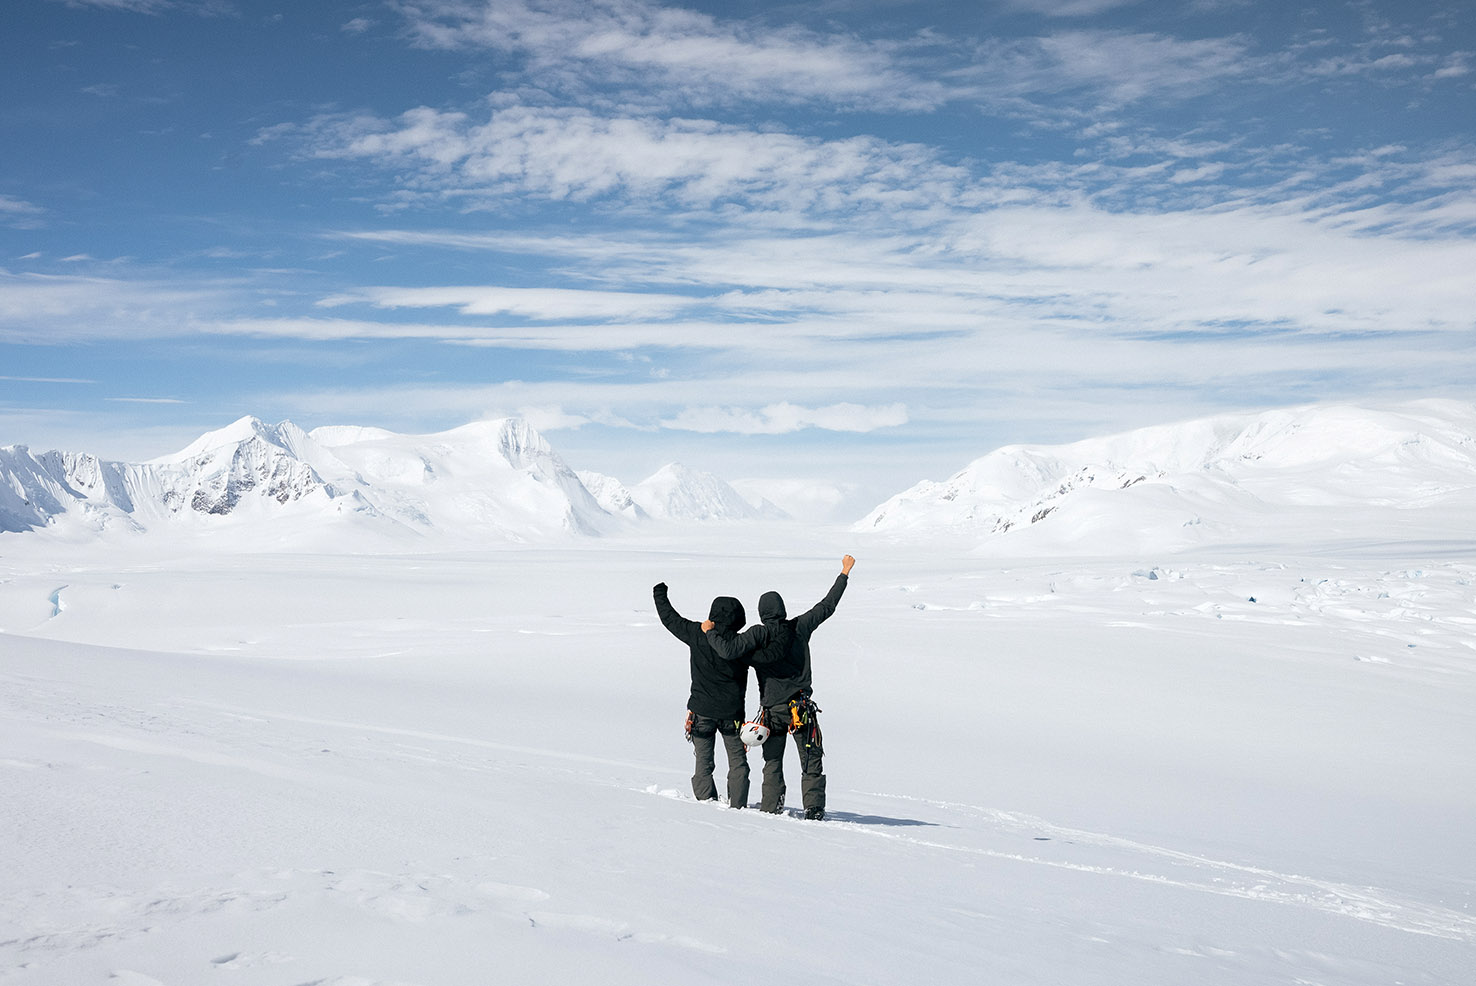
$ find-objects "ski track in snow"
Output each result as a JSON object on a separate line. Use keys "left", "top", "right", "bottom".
{"left": 8, "top": 673, "right": 1474, "bottom": 961}
{"left": 849, "top": 794, "right": 1476, "bottom": 944}
{"left": 640, "top": 787, "right": 1476, "bottom": 947}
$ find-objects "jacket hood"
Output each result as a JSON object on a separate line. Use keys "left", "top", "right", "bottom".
{"left": 758, "top": 590, "right": 787, "bottom": 623}
{"left": 707, "top": 596, "right": 746, "bottom": 633}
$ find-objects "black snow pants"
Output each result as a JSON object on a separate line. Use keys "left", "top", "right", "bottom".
{"left": 758, "top": 700, "right": 824, "bottom": 815}
{"left": 690, "top": 714, "right": 750, "bottom": 808}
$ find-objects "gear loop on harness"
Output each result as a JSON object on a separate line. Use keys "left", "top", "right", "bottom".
{"left": 786, "top": 692, "right": 824, "bottom": 754}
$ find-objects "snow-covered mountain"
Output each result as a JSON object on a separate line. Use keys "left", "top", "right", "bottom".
{"left": 857, "top": 401, "right": 1476, "bottom": 552}
{"left": 627, "top": 462, "right": 786, "bottom": 522}
{"left": 1, "top": 416, "right": 600, "bottom": 540}
{"left": 576, "top": 470, "right": 649, "bottom": 522}
{"left": 0, "top": 446, "right": 134, "bottom": 534}
{"left": 1, "top": 417, "right": 776, "bottom": 541}
{"left": 307, "top": 417, "right": 613, "bottom": 540}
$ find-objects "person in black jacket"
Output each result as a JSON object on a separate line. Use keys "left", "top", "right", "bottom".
{"left": 653, "top": 583, "right": 751, "bottom": 808}
{"left": 703, "top": 555, "right": 854, "bottom": 820}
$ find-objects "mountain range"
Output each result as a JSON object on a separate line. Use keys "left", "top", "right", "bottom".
{"left": 0, "top": 416, "right": 778, "bottom": 541}
{"left": 857, "top": 400, "right": 1476, "bottom": 553}
{"left": 6, "top": 401, "right": 1474, "bottom": 550}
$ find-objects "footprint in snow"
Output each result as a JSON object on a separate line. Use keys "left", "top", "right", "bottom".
{"left": 108, "top": 974, "right": 166, "bottom": 986}
{"left": 475, "top": 881, "right": 550, "bottom": 903}
{"left": 210, "top": 951, "right": 292, "bottom": 969}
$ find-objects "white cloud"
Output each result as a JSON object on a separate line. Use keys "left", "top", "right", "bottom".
{"left": 971, "top": 30, "right": 1259, "bottom": 108}
{"left": 512, "top": 405, "right": 589, "bottom": 431}
{"left": 512, "top": 404, "right": 638, "bottom": 432}
{"left": 1002, "top": 0, "right": 1146, "bottom": 18}
{"left": 49, "top": 0, "right": 235, "bottom": 15}
{"left": 392, "top": 0, "right": 957, "bottom": 111}
{"left": 0, "top": 375, "right": 96, "bottom": 384}
{"left": 106, "top": 397, "right": 188, "bottom": 404}
{"left": 0, "top": 195, "right": 44, "bottom": 216}
{"left": 0, "top": 195, "right": 47, "bottom": 230}
{"left": 662, "top": 402, "right": 909, "bottom": 435}
{"left": 51, "top": 0, "right": 174, "bottom": 12}
{"left": 0, "top": 270, "right": 234, "bottom": 342}
{"left": 316, "top": 284, "right": 702, "bottom": 321}
{"left": 1433, "top": 55, "right": 1471, "bottom": 79}
{"left": 288, "top": 103, "right": 964, "bottom": 218}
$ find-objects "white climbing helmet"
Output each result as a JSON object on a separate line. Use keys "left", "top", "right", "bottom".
{"left": 739, "top": 720, "right": 770, "bottom": 747}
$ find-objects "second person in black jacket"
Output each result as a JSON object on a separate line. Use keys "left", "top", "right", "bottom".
{"left": 704, "top": 555, "right": 854, "bottom": 819}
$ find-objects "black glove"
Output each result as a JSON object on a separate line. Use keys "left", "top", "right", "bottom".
{"left": 653, "top": 582, "right": 668, "bottom": 593}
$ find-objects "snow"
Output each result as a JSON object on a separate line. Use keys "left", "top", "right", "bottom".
{"left": 1, "top": 419, "right": 784, "bottom": 541}
{"left": 628, "top": 462, "right": 775, "bottom": 522}
{"left": 3, "top": 403, "right": 1476, "bottom": 985}
{"left": 858, "top": 399, "right": 1476, "bottom": 553}
{"left": 576, "top": 470, "right": 648, "bottom": 522}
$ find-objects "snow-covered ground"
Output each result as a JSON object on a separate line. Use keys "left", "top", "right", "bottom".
{"left": 3, "top": 520, "right": 1473, "bottom": 985}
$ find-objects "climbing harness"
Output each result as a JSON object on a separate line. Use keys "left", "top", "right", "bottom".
{"left": 788, "top": 694, "right": 824, "bottom": 755}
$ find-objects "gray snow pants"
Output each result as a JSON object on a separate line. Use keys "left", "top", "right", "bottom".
{"left": 758, "top": 701, "right": 825, "bottom": 815}
{"left": 690, "top": 714, "right": 750, "bottom": 808}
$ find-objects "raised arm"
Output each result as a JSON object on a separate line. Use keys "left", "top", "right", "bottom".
{"left": 795, "top": 555, "right": 854, "bottom": 635}
{"left": 653, "top": 582, "right": 701, "bottom": 646}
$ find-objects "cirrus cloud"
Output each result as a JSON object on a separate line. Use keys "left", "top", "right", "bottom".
{"left": 392, "top": 0, "right": 959, "bottom": 112}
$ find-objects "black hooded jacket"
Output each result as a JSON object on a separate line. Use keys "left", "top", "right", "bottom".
{"left": 653, "top": 584, "right": 750, "bottom": 720}
{"left": 706, "top": 573, "right": 847, "bottom": 707}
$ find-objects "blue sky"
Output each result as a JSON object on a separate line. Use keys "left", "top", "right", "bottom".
{"left": 3, "top": 0, "right": 1474, "bottom": 519}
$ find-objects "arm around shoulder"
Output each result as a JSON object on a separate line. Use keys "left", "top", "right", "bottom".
{"left": 706, "top": 624, "right": 766, "bottom": 661}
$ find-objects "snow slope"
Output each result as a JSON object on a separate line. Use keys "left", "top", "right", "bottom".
{"left": 858, "top": 400, "right": 1476, "bottom": 553}
{"left": 2, "top": 533, "right": 1473, "bottom": 986}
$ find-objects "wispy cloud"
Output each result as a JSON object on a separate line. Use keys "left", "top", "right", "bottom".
{"left": 966, "top": 29, "right": 1261, "bottom": 111}
{"left": 48, "top": 0, "right": 236, "bottom": 15}
{"left": 0, "top": 375, "right": 96, "bottom": 384}
{"left": 272, "top": 103, "right": 965, "bottom": 221}
{"left": 316, "top": 284, "right": 705, "bottom": 321}
{"left": 0, "top": 195, "right": 46, "bottom": 230}
{"left": 662, "top": 402, "right": 909, "bottom": 435}
{"left": 0, "top": 270, "right": 236, "bottom": 343}
{"left": 1002, "top": 0, "right": 1147, "bottom": 16}
{"left": 392, "top": 0, "right": 958, "bottom": 111}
